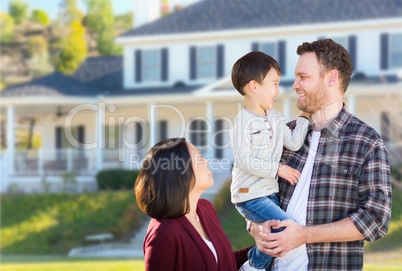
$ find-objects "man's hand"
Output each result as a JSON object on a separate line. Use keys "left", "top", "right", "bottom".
{"left": 250, "top": 219, "right": 307, "bottom": 257}
{"left": 278, "top": 165, "right": 300, "bottom": 185}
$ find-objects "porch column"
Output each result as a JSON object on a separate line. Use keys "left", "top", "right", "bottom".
{"left": 348, "top": 95, "right": 356, "bottom": 115}
{"left": 206, "top": 101, "right": 215, "bottom": 159}
{"left": 96, "top": 102, "right": 105, "bottom": 172}
{"left": 283, "top": 98, "right": 291, "bottom": 122}
{"left": 150, "top": 104, "right": 157, "bottom": 149}
{"left": 7, "top": 106, "right": 15, "bottom": 175}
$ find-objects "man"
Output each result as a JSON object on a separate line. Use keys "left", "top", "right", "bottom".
{"left": 249, "top": 39, "right": 392, "bottom": 271}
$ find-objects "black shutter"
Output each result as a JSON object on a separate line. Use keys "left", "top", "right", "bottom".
{"left": 380, "top": 33, "right": 389, "bottom": 70}
{"left": 159, "top": 120, "right": 167, "bottom": 141}
{"left": 252, "top": 42, "right": 259, "bottom": 51}
{"left": 217, "top": 44, "right": 224, "bottom": 78}
{"left": 135, "top": 49, "right": 142, "bottom": 82}
{"left": 278, "top": 41, "right": 286, "bottom": 76}
{"left": 161, "top": 48, "right": 169, "bottom": 81}
{"left": 77, "top": 126, "right": 85, "bottom": 145}
{"left": 56, "top": 126, "right": 63, "bottom": 149}
{"left": 215, "top": 119, "right": 224, "bottom": 159}
{"left": 135, "top": 122, "right": 143, "bottom": 144}
{"left": 348, "top": 36, "right": 357, "bottom": 71}
{"left": 190, "top": 46, "right": 197, "bottom": 80}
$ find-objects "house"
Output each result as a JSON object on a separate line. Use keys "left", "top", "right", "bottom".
{"left": 1, "top": 0, "right": 402, "bottom": 193}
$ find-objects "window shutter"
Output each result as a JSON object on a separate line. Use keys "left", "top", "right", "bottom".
{"left": 380, "top": 33, "right": 389, "bottom": 70}
{"left": 135, "top": 122, "right": 143, "bottom": 144}
{"left": 77, "top": 126, "right": 85, "bottom": 145}
{"left": 56, "top": 126, "right": 63, "bottom": 149}
{"left": 215, "top": 119, "right": 224, "bottom": 159}
{"left": 278, "top": 41, "right": 286, "bottom": 76}
{"left": 252, "top": 42, "right": 259, "bottom": 51}
{"left": 190, "top": 46, "right": 197, "bottom": 80}
{"left": 161, "top": 48, "right": 169, "bottom": 81}
{"left": 159, "top": 120, "right": 167, "bottom": 141}
{"left": 217, "top": 44, "right": 224, "bottom": 78}
{"left": 348, "top": 36, "right": 357, "bottom": 71}
{"left": 135, "top": 49, "right": 142, "bottom": 82}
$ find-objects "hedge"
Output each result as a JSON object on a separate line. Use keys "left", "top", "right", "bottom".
{"left": 96, "top": 169, "right": 140, "bottom": 190}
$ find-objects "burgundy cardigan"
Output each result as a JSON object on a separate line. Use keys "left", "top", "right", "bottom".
{"left": 143, "top": 199, "right": 251, "bottom": 271}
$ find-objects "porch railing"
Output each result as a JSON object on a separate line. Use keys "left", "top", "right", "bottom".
{"left": 11, "top": 148, "right": 147, "bottom": 176}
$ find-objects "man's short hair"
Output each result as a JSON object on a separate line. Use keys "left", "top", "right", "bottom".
{"left": 297, "top": 39, "right": 353, "bottom": 94}
{"left": 231, "top": 51, "right": 281, "bottom": 96}
{"left": 135, "top": 138, "right": 195, "bottom": 219}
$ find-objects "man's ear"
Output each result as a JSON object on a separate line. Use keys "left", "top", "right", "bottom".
{"left": 247, "top": 80, "right": 258, "bottom": 94}
{"left": 327, "top": 69, "right": 339, "bottom": 88}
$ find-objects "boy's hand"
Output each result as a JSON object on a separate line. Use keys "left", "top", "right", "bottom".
{"left": 300, "top": 111, "right": 311, "bottom": 118}
{"left": 278, "top": 164, "right": 300, "bottom": 185}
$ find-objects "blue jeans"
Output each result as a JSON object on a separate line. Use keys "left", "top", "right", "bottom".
{"left": 235, "top": 194, "right": 293, "bottom": 270}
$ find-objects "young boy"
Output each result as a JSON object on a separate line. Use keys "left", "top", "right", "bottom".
{"left": 230, "top": 51, "right": 309, "bottom": 270}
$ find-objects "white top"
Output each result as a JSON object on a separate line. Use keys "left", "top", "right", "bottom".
{"left": 273, "top": 130, "right": 321, "bottom": 271}
{"left": 230, "top": 108, "right": 309, "bottom": 203}
{"left": 202, "top": 237, "right": 218, "bottom": 263}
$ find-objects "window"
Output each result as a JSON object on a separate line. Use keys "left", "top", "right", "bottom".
{"left": 252, "top": 41, "right": 286, "bottom": 75}
{"left": 143, "top": 49, "right": 160, "bottom": 81}
{"left": 197, "top": 46, "right": 216, "bottom": 79}
{"left": 189, "top": 119, "right": 207, "bottom": 148}
{"left": 391, "top": 33, "right": 402, "bottom": 68}
{"left": 261, "top": 42, "right": 276, "bottom": 58}
{"left": 105, "top": 125, "right": 120, "bottom": 149}
{"left": 332, "top": 37, "right": 347, "bottom": 49}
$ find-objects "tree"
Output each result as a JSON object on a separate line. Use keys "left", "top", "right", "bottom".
{"left": 0, "top": 12, "right": 15, "bottom": 44}
{"left": 27, "top": 36, "right": 48, "bottom": 56}
{"left": 59, "top": 0, "right": 83, "bottom": 24}
{"left": 85, "top": 0, "right": 122, "bottom": 55}
{"left": 55, "top": 20, "right": 87, "bottom": 75}
{"left": 9, "top": 0, "right": 29, "bottom": 24}
{"left": 30, "top": 9, "right": 50, "bottom": 25}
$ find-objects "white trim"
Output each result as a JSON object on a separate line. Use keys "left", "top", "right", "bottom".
{"left": 116, "top": 18, "right": 402, "bottom": 45}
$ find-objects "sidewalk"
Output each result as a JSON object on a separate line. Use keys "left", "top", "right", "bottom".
{"left": 68, "top": 170, "right": 231, "bottom": 258}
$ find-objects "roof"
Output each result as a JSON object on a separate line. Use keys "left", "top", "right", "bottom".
{"left": 0, "top": 70, "right": 203, "bottom": 99}
{"left": 121, "top": 0, "right": 402, "bottom": 38}
{"left": 0, "top": 72, "right": 100, "bottom": 98}
{"left": 72, "top": 56, "right": 123, "bottom": 89}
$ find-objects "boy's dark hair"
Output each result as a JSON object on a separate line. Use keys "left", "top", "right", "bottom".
{"left": 134, "top": 138, "right": 195, "bottom": 219}
{"left": 297, "top": 39, "right": 353, "bottom": 94}
{"left": 231, "top": 51, "right": 281, "bottom": 96}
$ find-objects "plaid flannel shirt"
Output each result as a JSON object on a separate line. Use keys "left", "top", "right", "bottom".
{"left": 278, "top": 106, "right": 392, "bottom": 271}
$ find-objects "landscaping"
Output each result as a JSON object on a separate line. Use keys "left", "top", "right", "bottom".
{"left": 0, "top": 191, "right": 141, "bottom": 254}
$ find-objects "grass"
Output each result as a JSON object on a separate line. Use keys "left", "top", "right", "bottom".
{"left": 0, "top": 256, "right": 401, "bottom": 271}
{"left": 0, "top": 256, "right": 145, "bottom": 271}
{"left": 1, "top": 192, "right": 141, "bottom": 254}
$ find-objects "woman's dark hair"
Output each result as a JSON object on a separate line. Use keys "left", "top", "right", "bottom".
{"left": 134, "top": 138, "right": 195, "bottom": 219}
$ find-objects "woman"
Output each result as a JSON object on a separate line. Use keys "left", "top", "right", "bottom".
{"left": 135, "top": 138, "right": 251, "bottom": 270}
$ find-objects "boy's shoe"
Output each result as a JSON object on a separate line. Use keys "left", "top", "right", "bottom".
{"left": 239, "top": 260, "right": 266, "bottom": 271}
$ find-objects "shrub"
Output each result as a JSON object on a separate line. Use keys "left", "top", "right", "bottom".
{"left": 96, "top": 169, "right": 140, "bottom": 190}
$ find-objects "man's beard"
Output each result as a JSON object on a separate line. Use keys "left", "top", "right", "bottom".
{"left": 297, "top": 80, "right": 327, "bottom": 114}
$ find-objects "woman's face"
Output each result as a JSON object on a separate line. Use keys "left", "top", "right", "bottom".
{"left": 186, "top": 142, "right": 214, "bottom": 193}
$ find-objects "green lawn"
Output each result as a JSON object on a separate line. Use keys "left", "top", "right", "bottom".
{"left": 1, "top": 256, "right": 401, "bottom": 271}
{"left": 1, "top": 192, "right": 141, "bottom": 254}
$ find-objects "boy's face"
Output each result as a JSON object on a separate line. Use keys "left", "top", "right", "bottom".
{"left": 255, "top": 69, "right": 280, "bottom": 110}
